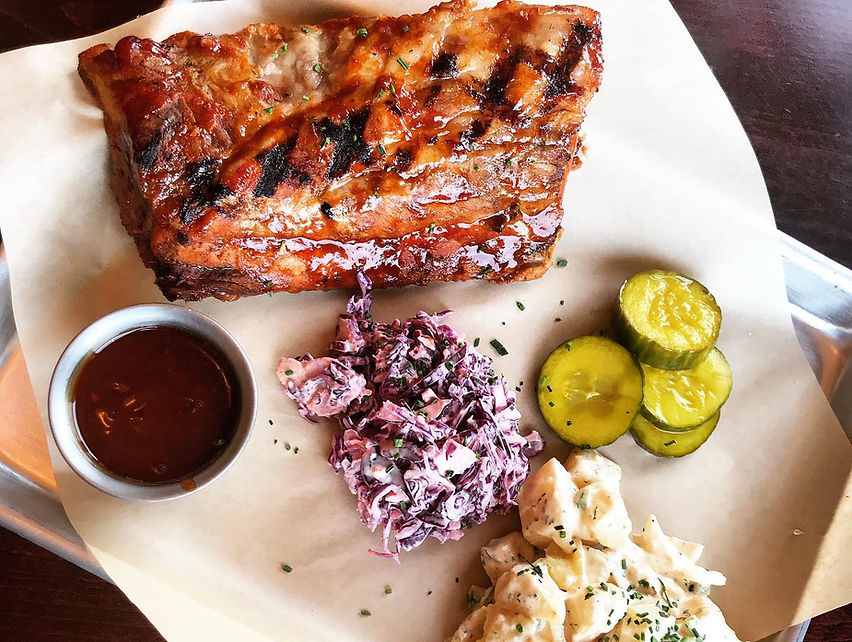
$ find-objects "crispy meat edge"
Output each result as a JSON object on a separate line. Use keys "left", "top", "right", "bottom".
{"left": 79, "top": 49, "right": 255, "bottom": 301}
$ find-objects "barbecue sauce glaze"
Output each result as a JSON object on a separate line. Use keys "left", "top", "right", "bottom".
{"left": 72, "top": 326, "right": 239, "bottom": 483}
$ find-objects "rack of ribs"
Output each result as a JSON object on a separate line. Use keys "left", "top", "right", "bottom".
{"left": 78, "top": 0, "right": 603, "bottom": 301}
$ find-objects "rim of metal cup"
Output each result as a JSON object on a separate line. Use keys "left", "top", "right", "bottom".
{"left": 48, "top": 304, "right": 257, "bottom": 501}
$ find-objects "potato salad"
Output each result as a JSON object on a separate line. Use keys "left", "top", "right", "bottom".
{"left": 450, "top": 450, "right": 743, "bottom": 642}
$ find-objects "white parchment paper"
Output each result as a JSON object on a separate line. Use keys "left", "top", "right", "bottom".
{"left": 0, "top": 1, "right": 849, "bottom": 640}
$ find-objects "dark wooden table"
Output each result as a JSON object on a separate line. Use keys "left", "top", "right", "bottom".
{"left": 0, "top": 0, "right": 849, "bottom": 640}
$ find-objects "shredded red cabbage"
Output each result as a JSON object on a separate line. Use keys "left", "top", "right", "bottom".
{"left": 277, "top": 274, "right": 543, "bottom": 559}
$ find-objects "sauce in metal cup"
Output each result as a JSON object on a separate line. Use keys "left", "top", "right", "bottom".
{"left": 49, "top": 304, "right": 256, "bottom": 501}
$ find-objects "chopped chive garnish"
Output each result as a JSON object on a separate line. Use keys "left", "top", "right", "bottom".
{"left": 393, "top": 438, "right": 403, "bottom": 447}
{"left": 548, "top": 401, "right": 555, "bottom": 407}
{"left": 559, "top": 530, "right": 567, "bottom": 538}
{"left": 284, "top": 369, "right": 294, "bottom": 376}
{"left": 516, "top": 301, "right": 525, "bottom": 311}
{"left": 397, "top": 57, "right": 409, "bottom": 70}
{"left": 377, "top": 143, "right": 386, "bottom": 156}
{"left": 402, "top": 25, "right": 409, "bottom": 32}
{"left": 281, "top": 564, "right": 293, "bottom": 573}
{"left": 554, "top": 524, "right": 564, "bottom": 530}
{"left": 301, "top": 27, "right": 311, "bottom": 33}
{"left": 389, "top": 83, "right": 397, "bottom": 95}
{"left": 264, "top": 279, "right": 274, "bottom": 288}
{"left": 377, "top": 88, "right": 385, "bottom": 99}
{"left": 473, "top": 164, "right": 480, "bottom": 171}
{"left": 540, "top": 376, "right": 548, "bottom": 385}
{"left": 473, "top": 337, "right": 480, "bottom": 347}
{"left": 264, "top": 106, "right": 274, "bottom": 114}
{"left": 313, "top": 63, "right": 323, "bottom": 73}
{"left": 281, "top": 43, "right": 288, "bottom": 53}
{"left": 516, "top": 624, "right": 523, "bottom": 633}
{"left": 357, "top": 27, "right": 368, "bottom": 38}
{"left": 564, "top": 341, "right": 572, "bottom": 350}
{"left": 664, "top": 439, "right": 677, "bottom": 447}
{"left": 427, "top": 222, "right": 436, "bottom": 235}
{"left": 302, "top": 95, "right": 309, "bottom": 101}
{"left": 556, "top": 259, "right": 568, "bottom": 267}
{"left": 359, "top": 609, "right": 371, "bottom": 617}
{"left": 622, "top": 559, "right": 628, "bottom": 569}
{"left": 489, "top": 339, "right": 508, "bottom": 356}
{"left": 566, "top": 420, "right": 573, "bottom": 426}
{"left": 384, "top": 586, "right": 392, "bottom": 594}
{"left": 271, "top": 52, "right": 279, "bottom": 59}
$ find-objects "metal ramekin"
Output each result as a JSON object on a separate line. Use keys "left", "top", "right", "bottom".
{"left": 48, "top": 304, "right": 257, "bottom": 501}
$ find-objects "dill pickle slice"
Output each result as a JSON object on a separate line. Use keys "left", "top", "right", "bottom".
{"left": 614, "top": 269, "right": 721, "bottom": 370}
{"left": 640, "top": 348, "right": 732, "bottom": 431}
{"left": 631, "top": 412, "right": 720, "bottom": 457}
{"left": 537, "top": 336, "right": 644, "bottom": 449}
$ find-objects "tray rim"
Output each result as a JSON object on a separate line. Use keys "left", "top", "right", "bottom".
{"left": 1, "top": 230, "right": 848, "bottom": 641}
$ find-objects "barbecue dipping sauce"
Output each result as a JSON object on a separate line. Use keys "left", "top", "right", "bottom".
{"left": 72, "top": 326, "right": 239, "bottom": 483}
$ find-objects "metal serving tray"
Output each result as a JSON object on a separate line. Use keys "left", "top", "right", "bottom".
{"left": 0, "top": 232, "right": 849, "bottom": 640}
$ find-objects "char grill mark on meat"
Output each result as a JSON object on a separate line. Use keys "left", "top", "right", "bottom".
{"left": 186, "top": 158, "right": 220, "bottom": 191}
{"left": 77, "top": 0, "right": 603, "bottom": 301}
{"left": 179, "top": 181, "right": 233, "bottom": 225}
{"left": 545, "top": 23, "right": 595, "bottom": 100}
{"left": 459, "top": 119, "right": 488, "bottom": 151}
{"left": 138, "top": 130, "right": 163, "bottom": 170}
{"left": 314, "top": 109, "right": 373, "bottom": 180}
{"left": 429, "top": 52, "right": 458, "bottom": 79}
{"left": 254, "top": 133, "right": 310, "bottom": 197}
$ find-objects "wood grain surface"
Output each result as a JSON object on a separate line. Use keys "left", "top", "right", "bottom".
{"left": 0, "top": 0, "right": 849, "bottom": 640}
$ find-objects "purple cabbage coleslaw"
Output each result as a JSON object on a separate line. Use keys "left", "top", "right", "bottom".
{"left": 277, "top": 274, "right": 543, "bottom": 559}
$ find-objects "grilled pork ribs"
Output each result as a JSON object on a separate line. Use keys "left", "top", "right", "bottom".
{"left": 79, "top": 0, "right": 602, "bottom": 301}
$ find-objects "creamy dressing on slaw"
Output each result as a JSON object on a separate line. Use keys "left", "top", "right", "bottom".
{"left": 451, "top": 450, "right": 743, "bottom": 642}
